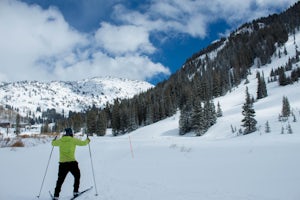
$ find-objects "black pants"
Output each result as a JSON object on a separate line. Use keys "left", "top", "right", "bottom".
{"left": 54, "top": 161, "right": 81, "bottom": 197}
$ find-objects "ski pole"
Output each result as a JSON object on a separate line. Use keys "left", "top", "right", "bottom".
{"left": 87, "top": 134, "right": 99, "bottom": 196}
{"left": 37, "top": 136, "right": 57, "bottom": 198}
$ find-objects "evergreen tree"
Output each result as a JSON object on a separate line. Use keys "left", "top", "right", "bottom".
{"left": 278, "top": 67, "right": 288, "bottom": 86}
{"left": 265, "top": 121, "right": 271, "bottom": 133}
{"left": 292, "top": 113, "right": 297, "bottom": 122}
{"left": 191, "top": 101, "right": 205, "bottom": 136}
{"left": 204, "top": 100, "right": 217, "bottom": 127}
{"left": 119, "top": 105, "right": 129, "bottom": 134}
{"left": 111, "top": 99, "right": 121, "bottom": 136}
{"left": 257, "top": 71, "right": 268, "bottom": 99}
{"left": 282, "top": 96, "right": 291, "bottom": 117}
{"left": 127, "top": 106, "right": 138, "bottom": 132}
{"left": 261, "top": 72, "right": 268, "bottom": 98}
{"left": 284, "top": 45, "right": 288, "bottom": 55}
{"left": 145, "top": 104, "right": 154, "bottom": 125}
{"left": 281, "top": 126, "right": 285, "bottom": 134}
{"left": 179, "top": 104, "right": 192, "bottom": 135}
{"left": 86, "top": 109, "right": 97, "bottom": 134}
{"left": 96, "top": 110, "right": 107, "bottom": 136}
{"left": 241, "top": 87, "right": 257, "bottom": 134}
{"left": 216, "top": 101, "right": 223, "bottom": 117}
{"left": 287, "top": 123, "right": 293, "bottom": 134}
{"left": 15, "top": 113, "right": 21, "bottom": 135}
{"left": 72, "top": 113, "right": 83, "bottom": 133}
{"left": 231, "top": 124, "right": 236, "bottom": 133}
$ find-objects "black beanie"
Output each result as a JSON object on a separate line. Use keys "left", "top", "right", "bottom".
{"left": 65, "top": 128, "right": 73, "bottom": 136}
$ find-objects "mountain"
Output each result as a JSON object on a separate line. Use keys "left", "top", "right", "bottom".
{"left": 0, "top": 77, "right": 153, "bottom": 118}
{"left": 179, "top": 1, "right": 300, "bottom": 94}
{"left": 0, "top": 3, "right": 299, "bottom": 135}
{"left": 106, "top": 2, "right": 300, "bottom": 135}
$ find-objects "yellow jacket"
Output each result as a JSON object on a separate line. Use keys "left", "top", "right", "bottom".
{"left": 52, "top": 136, "right": 90, "bottom": 163}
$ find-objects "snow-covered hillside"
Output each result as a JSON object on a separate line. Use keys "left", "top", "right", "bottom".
{"left": 0, "top": 31, "right": 300, "bottom": 200}
{"left": 206, "top": 31, "right": 300, "bottom": 139}
{"left": 0, "top": 77, "right": 153, "bottom": 116}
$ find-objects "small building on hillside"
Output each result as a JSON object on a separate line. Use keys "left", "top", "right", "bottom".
{"left": 0, "top": 121, "right": 11, "bottom": 136}
{"left": 0, "top": 121, "right": 11, "bottom": 128}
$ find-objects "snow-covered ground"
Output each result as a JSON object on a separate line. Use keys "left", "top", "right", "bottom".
{"left": 1, "top": 32, "right": 300, "bottom": 200}
{"left": 1, "top": 109, "right": 300, "bottom": 200}
{"left": 0, "top": 89, "right": 299, "bottom": 200}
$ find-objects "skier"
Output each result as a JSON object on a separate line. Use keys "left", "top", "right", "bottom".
{"left": 51, "top": 128, "right": 90, "bottom": 200}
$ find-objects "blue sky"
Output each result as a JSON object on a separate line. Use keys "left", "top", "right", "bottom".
{"left": 0, "top": 0, "right": 297, "bottom": 84}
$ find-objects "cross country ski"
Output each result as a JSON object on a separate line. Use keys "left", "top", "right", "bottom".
{"left": 70, "top": 186, "right": 93, "bottom": 200}
{"left": 49, "top": 186, "right": 93, "bottom": 200}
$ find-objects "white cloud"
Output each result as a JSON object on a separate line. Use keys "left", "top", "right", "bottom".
{"left": 0, "top": 0, "right": 87, "bottom": 81}
{"left": 95, "top": 22, "right": 155, "bottom": 55}
{"left": 112, "top": 0, "right": 296, "bottom": 39}
{"left": 0, "top": 0, "right": 296, "bottom": 83}
{"left": 255, "top": 0, "right": 295, "bottom": 7}
{"left": 0, "top": 0, "right": 170, "bottom": 82}
{"left": 111, "top": 1, "right": 206, "bottom": 38}
{"left": 52, "top": 52, "right": 170, "bottom": 81}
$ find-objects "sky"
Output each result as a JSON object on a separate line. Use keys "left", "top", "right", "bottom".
{"left": 0, "top": 0, "right": 297, "bottom": 84}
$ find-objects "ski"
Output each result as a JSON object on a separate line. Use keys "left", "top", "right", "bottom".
{"left": 48, "top": 186, "right": 93, "bottom": 200}
{"left": 70, "top": 186, "right": 93, "bottom": 200}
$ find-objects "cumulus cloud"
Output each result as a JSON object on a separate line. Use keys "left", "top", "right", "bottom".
{"left": 95, "top": 22, "right": 155, "bottom": 55}
{"left": 113, "top": 0, "right": 296, "bottom": 38}
{"left": 112, "top": 2, "right": 209, "bottom": 38}
{"left": 0, "top": 0, "right": 87, "bottom": 81}
{"left": 0, "top": 0, "right": 296, "bottom": 83}
{"left": 0, "top": 0, "right": 170, "bottom": 82}
{"left": 52, "top": 52, "right": 170, "bottom": 81}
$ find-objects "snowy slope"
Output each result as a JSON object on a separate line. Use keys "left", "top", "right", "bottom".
{"left": 1, "top": 110, "right": 300, "bottom": 200}
{"left": 0, "top": 30, "right": 300, "bottom": 200}
{"left": 0, "top": 77, "right": 153, "bottom": 117}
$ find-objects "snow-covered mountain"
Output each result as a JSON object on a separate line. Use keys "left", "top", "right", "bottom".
{"left": 0, "top": 77, "right": 153, "bottom": 117}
